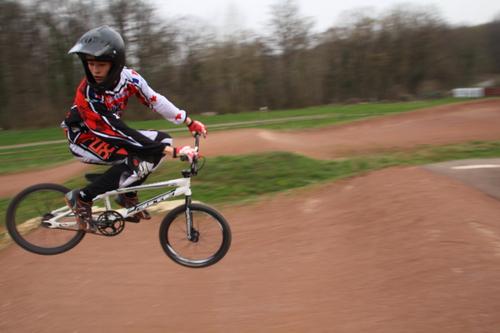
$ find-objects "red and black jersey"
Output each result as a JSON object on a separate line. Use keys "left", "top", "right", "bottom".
{"left": 62, "top": 67, "right": 187, "bottom": 156}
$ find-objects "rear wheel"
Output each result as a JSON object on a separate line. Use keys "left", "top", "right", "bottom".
{"left": 159, "top": 203, "right": 231, "bottom": 268}
{"left": 5, "top": 183, "right": 86, "bottom": 255}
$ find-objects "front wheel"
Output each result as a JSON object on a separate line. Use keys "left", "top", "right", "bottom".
{"left": 5, "top": 183, "right": 86, "bottom": 255}
{"left": 159, "top": 203, "right": 231, "bottom": 268}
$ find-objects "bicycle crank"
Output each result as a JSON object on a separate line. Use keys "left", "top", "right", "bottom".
{"left": 95, "top": 211, "right": 125, "bottom": 236}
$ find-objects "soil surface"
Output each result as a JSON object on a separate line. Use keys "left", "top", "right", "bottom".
{"left": 1, "top": 99, "right": 500, "bottom": 332}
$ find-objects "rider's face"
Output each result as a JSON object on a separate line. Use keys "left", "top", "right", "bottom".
{"left": 86, "top": 56, "right": 111, "bottom": 83}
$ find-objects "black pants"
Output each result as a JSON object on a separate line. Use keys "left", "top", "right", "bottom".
{"left": 70, "top": 131, "right": 173, "bottom": 200}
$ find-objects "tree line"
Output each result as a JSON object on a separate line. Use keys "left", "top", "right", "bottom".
{"left": 1, "top": 0, "right": 499, "bottom": 129}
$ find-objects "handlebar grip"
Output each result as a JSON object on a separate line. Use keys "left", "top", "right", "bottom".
{"left": 180, "top": 156, "right": 188, "bottom": 162}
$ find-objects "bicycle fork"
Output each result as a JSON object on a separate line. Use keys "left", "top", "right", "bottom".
{"left": 184, "top": 196, "right": 199, "bottom": 242}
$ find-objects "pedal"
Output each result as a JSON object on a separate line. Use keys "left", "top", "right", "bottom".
{"left": 124, "top": 216, "right": 140, "bottom": 223}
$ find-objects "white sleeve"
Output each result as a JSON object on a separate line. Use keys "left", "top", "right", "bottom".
{"left": 129, "top": 69, "right": 187, "bottom": 125}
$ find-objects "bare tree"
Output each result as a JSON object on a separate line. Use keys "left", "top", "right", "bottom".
{"left": 485, "top": 18, "right": 500, "bottom": 75}
{"left": 2, "top": 0, "right": 500, "bottom": 129}
{"left": 0, "top": 0, "right": 26, "bottom": 128}
{"left": 265, "top": 0, "right": 315, "bottom": 108}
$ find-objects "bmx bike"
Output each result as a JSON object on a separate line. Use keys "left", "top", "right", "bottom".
{"left": 5, "top": 134, "right": 231, "bottom": 268}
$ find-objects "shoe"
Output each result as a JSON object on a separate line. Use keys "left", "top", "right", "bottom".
{"left": 114, "top": 193, "right": 152, "bottom": 220}
{"left": 65, "top": 189, "right": 96, "bottom": 232}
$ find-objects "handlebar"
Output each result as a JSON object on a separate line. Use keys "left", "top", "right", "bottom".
{"left": 194, "top": 132, "right": 200, "bottom": 152}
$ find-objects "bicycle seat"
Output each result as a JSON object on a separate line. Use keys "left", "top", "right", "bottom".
{"left": 84, "top": 173, "right": 103, "bottom": 182}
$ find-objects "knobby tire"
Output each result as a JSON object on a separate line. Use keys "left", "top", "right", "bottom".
{"left": 159, "top": 203, "right": 231, "bottom": 268}
{"left": 6, "top": 183, "right": 85, "bottom": 255}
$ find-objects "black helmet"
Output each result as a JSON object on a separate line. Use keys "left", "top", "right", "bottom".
{"left": 69, "top": 25, "right": 125, "bottom": 94}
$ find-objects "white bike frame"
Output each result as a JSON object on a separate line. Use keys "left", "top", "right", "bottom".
{"left": 98, "top": 176, "right": 192, "bottom": 217}
{"left": 43, "top": 176, "right": 193, "bottom": 230}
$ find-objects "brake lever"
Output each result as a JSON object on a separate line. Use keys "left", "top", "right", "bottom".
{"left": 191, "top": 157, "right": 198, "bottom": 175}
{"left": 193, "top": 133, "right": 201, "bottom": 174}
{"left": 186, "top": 133, "right": 201, "bottom": 175}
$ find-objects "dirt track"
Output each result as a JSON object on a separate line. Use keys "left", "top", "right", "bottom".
{"left": 1, "top": 99, "right": 500, "bottom": 332}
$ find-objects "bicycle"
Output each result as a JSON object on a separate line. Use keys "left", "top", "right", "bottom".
{"left": 5, "top": 134, "right": 231, "bottom": 268}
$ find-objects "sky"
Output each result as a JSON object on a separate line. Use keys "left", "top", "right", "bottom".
{"left": 154, "top": 0, "right": 500, "bottom": 33}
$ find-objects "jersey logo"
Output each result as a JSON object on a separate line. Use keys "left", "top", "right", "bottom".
{"left": 175, "top": 113, "right": 182, "bottom": 120}
{"left": 88, "top": 140, "right": 116, "bottom": 159}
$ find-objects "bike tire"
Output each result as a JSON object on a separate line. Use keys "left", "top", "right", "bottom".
{"left": 5, "top": 183, "right": 86, "bottom": 255}
{"left": 159, "top": 203, "right": 231, "bottom": 268}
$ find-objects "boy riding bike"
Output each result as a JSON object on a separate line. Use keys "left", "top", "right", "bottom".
{"left": 62, "top": 25, "right": 207, "bottom": 232}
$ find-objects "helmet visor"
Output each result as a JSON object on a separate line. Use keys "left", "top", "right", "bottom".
{"left": 69, "top": 42, "right": 115, "bottom": 60}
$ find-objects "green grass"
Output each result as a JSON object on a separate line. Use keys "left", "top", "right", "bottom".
{"left": 186, "top": 140, "right": 500, "bottom": 205}
{"left": 0, "top": 143, "right": 73, "bottom": 175}
{"left": 42, "top": 141, "right": 500, "bottom": 201}
{"left": 0, "top": 128, "right": 66, "bottom": 146}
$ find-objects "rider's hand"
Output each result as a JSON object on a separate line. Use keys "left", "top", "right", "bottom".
{"left": 188, "top": 120, "right": 208, "bottom": 138}
{"left": 174, "top": 145, "right": 200, "bottom": 163}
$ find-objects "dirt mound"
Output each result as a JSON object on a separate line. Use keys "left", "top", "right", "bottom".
{"left": 1, "top": 99, "right": 500, "bottom": 332}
